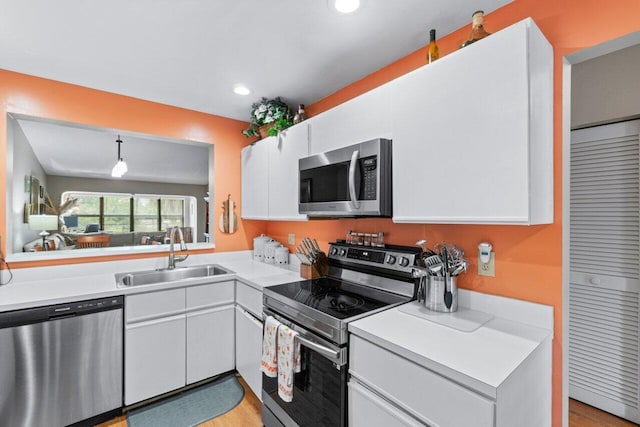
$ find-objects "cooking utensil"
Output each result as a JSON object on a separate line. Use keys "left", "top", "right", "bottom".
{"left": 442, "top": 246, "right": 453, "bottom": 309}
{"left": 423, "top": 254, "right": 443, "bottom": 276}
{"left": 451, "top": 260, "right": 468, "bottom": 276}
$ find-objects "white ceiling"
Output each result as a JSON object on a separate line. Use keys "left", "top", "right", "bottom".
{"left": 0, "top": 0, "right": 512, "bottom": 122}
{"left": 15, "top": 117, "right": 210, "bottom": 185}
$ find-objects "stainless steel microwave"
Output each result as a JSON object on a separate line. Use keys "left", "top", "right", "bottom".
{"left": 298, "top": 138, "right": 392, "bottom": 217}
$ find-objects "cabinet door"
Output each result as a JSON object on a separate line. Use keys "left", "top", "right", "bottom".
{"left": 125, "top": 314, "right": 186, "bottom": 405}
{"left": 241, "top": 138, "right": 270, "bottom": 219}
{"left": 268, "top": 123, "right": 309, "bottom": 220}
{"left": 308, "top": 84, "right": 392, "bottom": 154}
{"left": 349, "top": 379, "right": 424, "bottom": 427}
{"left": 235, "top": 306, "right": 263, "bottom": 400}
{"left": 350, "top": 335, "right": 495, "bottom": 427}
{"left": 391, "top": 19, "right": 551, "bottom": 225}
{"left": 186, "top": 305, "right": 235, "bottom": 384}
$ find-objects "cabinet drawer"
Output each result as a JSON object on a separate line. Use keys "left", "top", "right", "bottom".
{"left": 186, "top": 281, "right": 234, "bottom": 311}
{"left": 350, "top": 335, "right": 495, "bottom": 427}
{"left": 349, "top": 379, "right": 423, "bottom": 427}
{"left": 126, "top": 288, "right": 185, "bottom": 323}
{"left": 236, "top": 281, "right": 263, "bottom": 316}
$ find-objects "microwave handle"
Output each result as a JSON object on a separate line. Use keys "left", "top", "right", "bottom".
{"left": 348, "top": 149, "right": 360, "bottom": 209}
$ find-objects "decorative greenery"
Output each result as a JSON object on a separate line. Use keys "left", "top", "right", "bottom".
{"left": 242, "top": 97, "right": 293, "bottom": 138}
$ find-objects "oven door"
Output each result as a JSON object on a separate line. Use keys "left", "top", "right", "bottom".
{"left": 262, "top": 309, "right": 348, "bottom": 427}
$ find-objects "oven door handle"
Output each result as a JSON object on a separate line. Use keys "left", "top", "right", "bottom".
{"left": 264, "top": 308, "right": 347, "bottom": 366}
{"left": 295, "top": 333, "right": 341, "bottom": 361}
{"left": 348, "top": 149, "right": 360, "bottom": 209}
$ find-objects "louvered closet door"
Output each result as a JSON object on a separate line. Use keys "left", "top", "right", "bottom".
{"left": 570, "top": 120, "right": 640, "bottom": 423}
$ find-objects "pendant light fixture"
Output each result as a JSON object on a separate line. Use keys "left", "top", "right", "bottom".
{"left": 111, "top": 135, "right": 128, "bottom": 178}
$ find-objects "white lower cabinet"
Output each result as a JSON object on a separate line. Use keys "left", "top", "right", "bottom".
{"left": 349, "top": 335, "right": 494, "bottom": 427}
{"left": 186, "top": 305, "right": 235, "bottom": 384}
{"left": 125, "top": 313, "right": 186, "bottom": 405}
{"left": 186, "top": 281, "right": 235, "bottom": 384}
{"left": 235, "top": 305, "right": 263, "bottom": 400}
{"left": 235, "top": 281, "right": 263, "bottom": 400}
{"left": 124, "top": 281, "right": 235, "bottom": 405}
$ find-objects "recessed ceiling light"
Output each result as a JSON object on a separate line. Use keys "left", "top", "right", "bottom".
{"left": 233, "top": 84, "right": 251, "bottom": 96}
{"left": 333, "top": 0, "right": 360, "bottom": 14}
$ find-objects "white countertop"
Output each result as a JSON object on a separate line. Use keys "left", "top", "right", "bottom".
{"left": 348, "top": 293, "right": 553, "bottom": 398}
{"left": 0, "top": 251, "right": 303, "bottom": 312}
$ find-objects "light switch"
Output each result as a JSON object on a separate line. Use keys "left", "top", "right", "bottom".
{"left": 288, "top": 233, "right": 296, "bottom": 245}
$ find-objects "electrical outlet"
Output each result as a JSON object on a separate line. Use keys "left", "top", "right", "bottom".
{"left": 288, "top": 233, "right": 296, "bottom": 245}
{"left": 478, "top": 252, "right": 495, "bottom": 277}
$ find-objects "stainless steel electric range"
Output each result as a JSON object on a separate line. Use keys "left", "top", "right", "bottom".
{"left": 262, "top": 241, "right": 422, "bottom": 427}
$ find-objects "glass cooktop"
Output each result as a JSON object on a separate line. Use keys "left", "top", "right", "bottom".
{"left": 266, "top": 277, "right": 410, "bottom": 320}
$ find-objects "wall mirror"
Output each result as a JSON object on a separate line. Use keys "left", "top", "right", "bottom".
{"left": 5, "top": 113, "right": 214, "bottom": 261}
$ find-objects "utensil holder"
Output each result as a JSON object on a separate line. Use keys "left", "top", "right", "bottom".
{"left": 424, "top": 276, "right": 458, "bottom": 312}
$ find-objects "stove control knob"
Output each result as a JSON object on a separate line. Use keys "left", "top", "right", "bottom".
{"left": 339, "top": 249, "right": 347, "bottom": 256}
{"left": 398, "top": 256, "right": 410, "bottom": 267}
{"left": 386, "top": 255, "right": 397, "bottom": 265}
{"left": 330, "top": 247, "right": 338, "bottom": 256}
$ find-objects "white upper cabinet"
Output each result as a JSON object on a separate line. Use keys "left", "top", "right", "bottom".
{"left": 241, "top": 122, "right": 309, "bottom": 220}
{"left": 390, "top": 18, "right": 553, "bottom": 225}
{"left": 241, "top": 137, "right": 270, "bottom": 219}
{"left": 268, "top": 123, "right": 309, "bottom": 220}
{"left": 308, "top": 84, "right": 393, "bottom": 154}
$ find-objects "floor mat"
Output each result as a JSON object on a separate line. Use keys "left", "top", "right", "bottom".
{"left": 127, "top": 374, "right": 245, "bottom": 427}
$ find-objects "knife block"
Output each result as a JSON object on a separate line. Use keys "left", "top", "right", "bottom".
{"left": 300, "top": 263, "right": 322, "bottom": 279}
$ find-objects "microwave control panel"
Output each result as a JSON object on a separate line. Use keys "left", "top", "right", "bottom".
{"left": 361, "top": 156, "right": 377, "bottom": 200}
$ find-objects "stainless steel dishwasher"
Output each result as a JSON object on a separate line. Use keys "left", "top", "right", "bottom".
{"left": 0, "top": 296, "right": 124, "bottom": 427}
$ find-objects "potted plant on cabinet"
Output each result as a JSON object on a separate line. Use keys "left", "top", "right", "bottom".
{"left": 242, "top": 97, "right": 293, "bottom": 140}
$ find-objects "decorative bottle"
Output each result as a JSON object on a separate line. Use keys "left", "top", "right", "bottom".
{"left": 460, "top": 10, "right": 491, "bottom": 48}
{"left": 293, "top": 104, "right": 307, "bottom": 124}
{"left": 427, "top": 29, "right": 439, "bottom": 63}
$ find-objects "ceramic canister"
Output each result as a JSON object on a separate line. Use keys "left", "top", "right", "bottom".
{"left": 264, "top": 241, "right": 282, "bottom": 264}
{"left": 253, "top": 234, "right": 272, "bottom": 262}
{"left": 274, "top": 246, "right": 289, "bottom": 264}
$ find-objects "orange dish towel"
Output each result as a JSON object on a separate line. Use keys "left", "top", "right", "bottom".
{"left": 277, "top": 324, "right": 301, "bottom": 402}
{"left": 261, "top": 316, "right": 279, "bottom": 378}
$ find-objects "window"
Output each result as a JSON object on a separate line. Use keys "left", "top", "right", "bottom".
{"left": 134, "top": 196, "right": 158, "bottom": 232}
{"left": 63, "top": 191, "right": 192, "bottom": 235}
{"left": 104, "top": 195, "right": 131, "bottom": 233}
{"left": 73, "top": 194, "right": 101, "bottom": 231}
{"left": 161, "top": 198, "right": 185, "bottom": 229}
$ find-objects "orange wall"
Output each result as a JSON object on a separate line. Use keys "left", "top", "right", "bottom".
{"left": 265, "top": 1, "right": 640, "bottom": 426}
{"left": 0, "top": 69, "right": 267, "bottom": 267}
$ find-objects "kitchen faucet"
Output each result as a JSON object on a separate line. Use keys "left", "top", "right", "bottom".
{"left": 167, "top": 226, "right": 189, "bottom": 269}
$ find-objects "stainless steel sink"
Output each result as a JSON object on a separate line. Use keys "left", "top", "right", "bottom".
{"left": 115, "top": 264, "right": 233, "bottom": 287}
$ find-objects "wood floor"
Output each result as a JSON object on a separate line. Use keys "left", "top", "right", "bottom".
{"left": 569, "top": 399, "right": 638, "bottom": 427}
{"left": 97, "top": 375, "right": 262, "bottom": 427}
{"left": 98, "top": 381, "right": 636, "bottom": 427}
